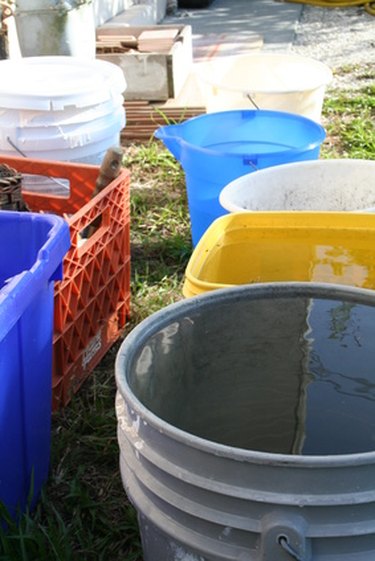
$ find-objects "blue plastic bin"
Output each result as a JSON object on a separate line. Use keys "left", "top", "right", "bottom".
{"left": 0, "top": 210, "right": 70, "bottom": 521}
{"left": 155, "top": 109, "right": 326, "bottom": 246}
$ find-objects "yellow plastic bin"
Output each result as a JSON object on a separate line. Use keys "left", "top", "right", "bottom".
{"left": 183, "top": 212, "right": 375, "bottom": 297}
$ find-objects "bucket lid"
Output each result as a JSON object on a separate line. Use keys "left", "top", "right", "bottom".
{"left": 0, "top": 57, "right": 127, "bottom": 111}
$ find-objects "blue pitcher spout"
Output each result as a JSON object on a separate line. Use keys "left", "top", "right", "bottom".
{"left": 154, "top": 123, "right": 184, "bottom": 162}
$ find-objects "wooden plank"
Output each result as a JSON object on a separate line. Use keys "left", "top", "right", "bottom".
{"left": 121, "top": 100, "right": 205, "bottom": 144}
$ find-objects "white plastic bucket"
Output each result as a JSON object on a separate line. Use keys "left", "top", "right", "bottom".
{"left": 219, "top": 159, "right": 375, "bottom": 213}
{"left": 0, "top": 56, "right": 126, "bottom": 196}
{"left": 195, "top": 52, "right": 332, "bottom": 122}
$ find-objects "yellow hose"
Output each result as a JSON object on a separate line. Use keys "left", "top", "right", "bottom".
{"left": 284, "top": 0, "right": 375, "bottom": 15}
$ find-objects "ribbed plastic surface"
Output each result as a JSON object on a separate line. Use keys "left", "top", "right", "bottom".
{"left": 0, "top": 210, "right": 70, "bottom": 519}
{"left": 0, "top": 155, "right": 131, "bottom": 409}
{"left": 116, "top": 283, "right": 375, "bottom": 560}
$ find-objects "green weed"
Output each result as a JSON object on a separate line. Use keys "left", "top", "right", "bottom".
{"left": 321, "top": 67, "right": 374, "bottom": 159}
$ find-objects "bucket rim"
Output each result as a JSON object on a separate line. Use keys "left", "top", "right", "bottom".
{"left": 155, "top": 109, "right": 326, "bottom": 159}
{"left": 116, "top": 281, "right": 375, "bottom": 467}
{"left": 195, "top": 52, "right": 333, "bottom": 94}
{"left": 219, "top": 158, "right": 375, "bottom": 212}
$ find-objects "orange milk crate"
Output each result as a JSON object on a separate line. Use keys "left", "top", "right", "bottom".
{"left": 0, "top": 155, "right": 131, "bottom": 410}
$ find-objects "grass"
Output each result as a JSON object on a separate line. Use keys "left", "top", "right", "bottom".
{"left": 321, "top": 68, "right": 375, "bottom": 159}
{"left": 0, "top": 63, "right": 374, "bottom": 560}
{"left": 126, "top": 142, "right": 191, "bottom": 322}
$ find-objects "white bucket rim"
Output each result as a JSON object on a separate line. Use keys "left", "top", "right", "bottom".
{"left": 219, "top": 158, "right": 375, "bottom": 212}
{"left": 195, "top": 52, "right": 333, "bottom": 95}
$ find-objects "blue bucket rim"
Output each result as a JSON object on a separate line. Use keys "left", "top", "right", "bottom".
{"left": 155, "top": 109, "right": 326, "bottom": 159}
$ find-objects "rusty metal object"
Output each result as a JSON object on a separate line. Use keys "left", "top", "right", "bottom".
{"left": 0, "top": 163, "right": 29, "bottom": 211}
{"left": 0, "top": 1, "right": 13, "bottom": 59}
{"left": 84, "top": 146, "right": 124, "bottom": 237}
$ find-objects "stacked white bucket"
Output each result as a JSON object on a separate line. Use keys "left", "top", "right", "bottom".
{"left": 0, "top": 56, "right": 126, "bottom": 194}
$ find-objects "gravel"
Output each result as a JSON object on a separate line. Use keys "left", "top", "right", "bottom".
{"left": 291, "top": 4, "right": 375, "bottom": 88}
{"left": 167, "top": 1, "right": 375, "bottom": 90}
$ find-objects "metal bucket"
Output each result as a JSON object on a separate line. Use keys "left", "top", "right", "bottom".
{"left": 115, "top": 283, "right": 375, "bottom": 560}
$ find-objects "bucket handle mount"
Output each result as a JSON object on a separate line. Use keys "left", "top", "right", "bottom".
{"left": 245, "top": 92, "right": 260, "bottom": 110}
{"left": 259, "top": 512, "right": 311, "bottom": 561}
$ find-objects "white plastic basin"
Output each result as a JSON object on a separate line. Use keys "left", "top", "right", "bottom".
{"left": 219, "top": 159, "right": 375, "bottom": 213}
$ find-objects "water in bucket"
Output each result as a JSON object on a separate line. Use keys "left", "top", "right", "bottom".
{"left": 127, "top": 292, "right": 375, "bottom": 456}
{"left": 155, "top": 109, "right": 326, "bottom": 246}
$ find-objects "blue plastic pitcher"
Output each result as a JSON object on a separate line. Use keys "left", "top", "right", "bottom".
{"left": 155, "top": 109, "right": 326, "bottom": 246}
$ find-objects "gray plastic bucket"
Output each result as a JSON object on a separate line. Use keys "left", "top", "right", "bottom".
{"left": 115, "top": 282, "right": 375, "bottom": 561}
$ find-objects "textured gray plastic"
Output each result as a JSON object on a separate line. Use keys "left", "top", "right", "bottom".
{"left": 116, "top": 282, "right": 375, "bottom": 561}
